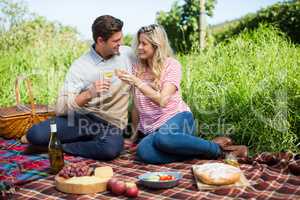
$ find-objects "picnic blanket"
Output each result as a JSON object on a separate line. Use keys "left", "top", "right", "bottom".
{"left": 1, "top": 138, "right": 300, "bottom": 200}
{"left": 0, "top": 139, "right": 84, "bottom": 195}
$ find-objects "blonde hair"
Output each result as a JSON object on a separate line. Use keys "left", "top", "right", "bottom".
{"left": 133, "top": 24, "right": 174, "bottom": 89}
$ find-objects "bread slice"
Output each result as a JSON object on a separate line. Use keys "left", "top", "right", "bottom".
{"left": 194, "top": 163, "right": 241, "bottom": 185}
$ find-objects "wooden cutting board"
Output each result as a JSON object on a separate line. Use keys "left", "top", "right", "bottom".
{"left": 55, "top": 175, "right": 109, "bottom": 194}
{"left": 55, "top": 166, "right": 113, "bottom": 194}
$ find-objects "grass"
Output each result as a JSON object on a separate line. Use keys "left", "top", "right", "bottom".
{"left": 0, "top": 19, "right": 299, "bottom": 154}
{"left": 179, "top": 24, "right": 300, "bottom": 154}
{"left": 0, "top": 17, "right": 88, "bottom": 107}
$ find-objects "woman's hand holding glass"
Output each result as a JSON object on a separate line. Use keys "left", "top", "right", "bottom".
{"left": 116, "top": 69, "right": 142, "bottom": 87}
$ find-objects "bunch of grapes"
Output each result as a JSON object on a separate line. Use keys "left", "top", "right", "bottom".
{"left": 58, "top": 163, "right": 92, "bottom": 178}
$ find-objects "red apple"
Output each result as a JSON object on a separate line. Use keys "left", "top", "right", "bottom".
{"left": 125, "top": 182, "right": 139, "bottom": 198}
{"left": 107, "top": 178, "right": 118, "bottom": 191}
{"left": 111, "top": 180, "right": 126, "bottom": 195}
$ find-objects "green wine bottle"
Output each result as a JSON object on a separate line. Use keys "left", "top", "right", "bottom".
{"left": 48, "top": 117, "right": 64, "bottom": 174}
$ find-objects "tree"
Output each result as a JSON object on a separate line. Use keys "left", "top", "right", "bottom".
{"left": 0, "top": 0, "right": 30, "bottom": 31}
{"left": 123, "top": 34, "right": 133, "bottom": 46}
{"left": 199, "top": 0, "right": 206, "bottom": 49}
{"left": 156, "top": 0, "right": 216, "bottom": 53}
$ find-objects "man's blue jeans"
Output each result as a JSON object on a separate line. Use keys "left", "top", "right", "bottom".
{"left": 137, "top": 111, "right": 222, "bottom": 164}
{"left": 26, "top": 112, "right": 124, "bottom": 160}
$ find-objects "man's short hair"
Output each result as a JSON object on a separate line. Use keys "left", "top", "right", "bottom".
{"left": 92, "top": 15, "right": 123, "bottom": 42}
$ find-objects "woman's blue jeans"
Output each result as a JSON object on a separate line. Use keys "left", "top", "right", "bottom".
{"left": 137, "top": 111, "right": 222, "bottom": 164}
{"left": 26, "top": 112, "right": 124, "bottom": 161}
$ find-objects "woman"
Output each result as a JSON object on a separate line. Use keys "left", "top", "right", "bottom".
{"left": 118, "top": 24, "right": 247, "bottom": 164}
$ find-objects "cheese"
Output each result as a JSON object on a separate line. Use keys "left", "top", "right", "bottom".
{"left": 94, "top": 166, "right": 113, "bottom": 179}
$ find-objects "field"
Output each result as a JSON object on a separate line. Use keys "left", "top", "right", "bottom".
{"left": 180, "top": 25, "right": 299, "bottom": 153}
{"left": 0, "top": 17, "right": 299, "bottom": 154}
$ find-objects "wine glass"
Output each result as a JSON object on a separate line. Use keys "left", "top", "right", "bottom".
{"left": 104, "top": 71, "right": 114, "bottom": 79}
{"left": 103, "top": 71, "right": 114, "bottom": 97}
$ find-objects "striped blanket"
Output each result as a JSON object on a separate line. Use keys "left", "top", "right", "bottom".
{"left": 1, "top": 138, "right": 299, "bottom": 200}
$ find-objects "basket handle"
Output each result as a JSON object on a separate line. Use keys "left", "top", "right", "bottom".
{"left": 15, "top": 76, "right": 36, "bottom": 116}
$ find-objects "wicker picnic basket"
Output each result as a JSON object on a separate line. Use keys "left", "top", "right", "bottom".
{"left": 0, "top": 76, "right": 55, "bottom": 139}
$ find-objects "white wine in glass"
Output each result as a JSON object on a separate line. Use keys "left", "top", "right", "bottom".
{"left": 104, "top": 71, "right": 114, "bottom": 79}
{"left": 103, "top": 71, "right": 113, "bottom": 97}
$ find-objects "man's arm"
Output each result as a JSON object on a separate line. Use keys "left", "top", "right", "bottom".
{"left": 74, "top": 78, "right": 111, "bottom": 107}
{"left": 74, "top": 90, "right": 93, "bottom": 107}
{"left": 55, "top": 60, "right": 111, "bottom": 115}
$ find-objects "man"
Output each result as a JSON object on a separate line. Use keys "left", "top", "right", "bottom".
{"left": 22, "top": 15, "right": 136, "bottom": 160}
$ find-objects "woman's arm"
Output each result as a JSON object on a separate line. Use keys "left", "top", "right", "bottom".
{"left": 118, "top": 73, "right": 176, "bottom": 107}
{"left": 135, "top": 81, "right": 176, "bottom": 107}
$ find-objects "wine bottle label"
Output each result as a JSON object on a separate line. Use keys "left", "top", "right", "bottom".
{"left": 50, "top": 124, "right": 57, "bottom": 132}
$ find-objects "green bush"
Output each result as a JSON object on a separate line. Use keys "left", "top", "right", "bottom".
{"left": 214, "top": 0, "right": 300, "bottom": 45}
{"left": 179, "top": 25, "right": 300, "bottom": 154}
{"left": 0, "top": 16, "right": 88, "bottom": 107}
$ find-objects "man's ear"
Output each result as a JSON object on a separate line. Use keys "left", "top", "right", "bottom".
{"left": 96, "top": 36, "right": 105, "bottom": 45}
